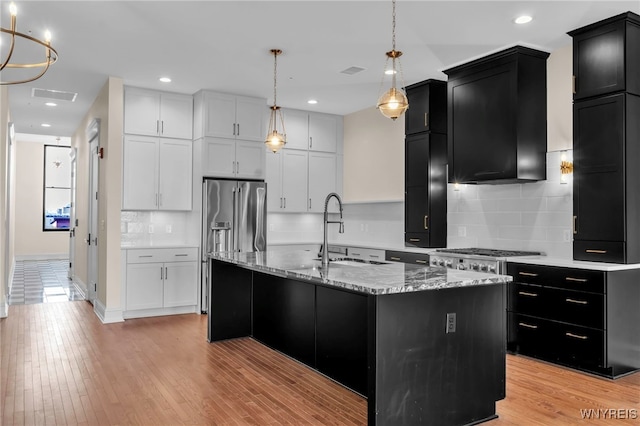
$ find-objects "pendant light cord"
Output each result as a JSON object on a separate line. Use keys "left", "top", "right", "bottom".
{"left": 391, "top": 0, "right": 396, "bottom": 52}
{"left": 273, "top": 51, "right": 278, "bottom": 107}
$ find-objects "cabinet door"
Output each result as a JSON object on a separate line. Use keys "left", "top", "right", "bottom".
{"left": 160, "top": 93, "right": 193, "bottom": 139}
{"left": 204, "top": 92, "right": 237, "bottom": 138}
{"left": 202, "top": 138, "right": 236, "bottom": 178}
{"left": 573, "top": 95, "right": 624, "bottom": 243}
{"left": 126, "top": 263, "right": 164, "bottom": 310}
{"left": 308, "top": 152, "right": 336, "bottom": 212}
{"left": 163, "top": 261, "right": 198, "bottom": 307}
{"left": 158, "top": 139, "right": 192, "bottom": 210}
{"left": 124, "top": 88, "right": 160, "bottom": 136}
{"left": 235, "top": 96, "right": 265, "bottom": 142}
{"left": 309, "top": 113, "right": 337, "bottom": 152}
{"left": 235, "top": 141, "right": 265, "bottom": 179}
{"left": 405, "top": 81, "right": 447, "bottom": 135}
{"left": 265, "top": 150, "right": 283, "bottom": 211}
{"left": 282, "top": 109, "right": 310, "bottom": 150}
{"left": 281, "top": 150, "right": 309, "bottom": 212}
{"left": 122, "top": 135, "right": 159, "bottom": 210}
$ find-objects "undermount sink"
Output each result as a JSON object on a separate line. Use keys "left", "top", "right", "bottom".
{"left": 314, "top": 257, "right": 389, "bottom": 267}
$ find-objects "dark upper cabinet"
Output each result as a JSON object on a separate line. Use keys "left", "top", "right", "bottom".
{"left": 404, "top": 80, "right": 447, "bottom": 135}
{"left": 568, "top": 12, "right": 640, "bottom": 100}
{"left": 405, "top": 133, "right": 447, "bottom": 248}
{"left": 443, "top": 46, "right": 549, "bottom": 184}
{"left": 573, "top": 93, "right": 640, "bottom": 263}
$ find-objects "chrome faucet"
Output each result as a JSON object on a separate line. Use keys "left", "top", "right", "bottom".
{"left": 321, "top": 192, "right": 344, "bottom": 267}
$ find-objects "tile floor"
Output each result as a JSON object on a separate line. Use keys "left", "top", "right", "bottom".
{"left": 9, "top": 259, "right": 85, "bottom": 305}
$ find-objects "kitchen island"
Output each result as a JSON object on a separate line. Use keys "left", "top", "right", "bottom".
{"left": 208, "top": 250, "right": 512, "bottom": 426}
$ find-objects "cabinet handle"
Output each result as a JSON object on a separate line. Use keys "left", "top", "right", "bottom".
{"left": 370, "top": 255, "right": 380, "bottom": 259}
{"left": 165, "top": 267, "right": 168, "bottom": 280}
{"left": 518, "top": 291, "right": 538, "bottom": 297}
{"left": 237, "top": 123, "right": 240, "bottom": 136}
{"left": 565, "top": 277, "right": 588, "bottom": 283}
{"left": 159, "top": 193, "right": 163, "bottom": 207}
{"left": 175, "top": 254, "right": 189, "bottom": 257}
{"left": 160, "top": 266, "right": 163, "bottom": 280}
{"left": 409, "top": 238, "right": 420, "bottom": 242}
{"left": 566, "top": 332, "right": 588, "bottom": 340}
{"left": 416, "top": 259, "right": 427, "bottom": 264}
{"left": 390, "top": 256, "right": 401, "bottom": 261}
{"left": 424, "top": 112, "right": 429, "bottom": 128}
{"left": 236, "top": 161, "right": 239, "bottom": 174}
{"left": 138, "top": 255, "right": 153, "bottom": 258}
{"left": 283, "top": 198, "right": 286, "bottom": 209}
{"left": 573, "top": 216, "right": 577, "bottom": 234}
{"left": 585, "top": 249, "right": 607, "bottom": 254}
{"left": 309, "top": 199, "right": 311, "bottom": 210}
{"left": 155, "top": 193, "right": 158, "bottom": 207}
{"left": 519, "top": 322, "right": 538, "bottom": 329}
{"left": 233, "top": 123, "right": 236, "bottom": 135}
{"left": 309, "top": 136, "right": 313, "bottom": 149}
{"left": 156, "top": 120, "right": 160, "bottom": 135}
{"left": 566, "top": 298, "right": 588, "bottom": 305}
{"left": 518, "top": 272, "right": 538, "bottom": 277}
{"left": 572, "top": 75, "right": 576, "bottom": 94}
{"left": 161, "top": 120, "right": 164, "bottom": 135}
{"left": 424, "top": 215, "right": 429, "bottom": 230}
{"left": 280, "top": 197, "right": 283, "bottom": 209}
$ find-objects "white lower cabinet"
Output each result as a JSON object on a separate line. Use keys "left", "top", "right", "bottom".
{"left": 123, "top": 247, "right": 198, "bottom": 318}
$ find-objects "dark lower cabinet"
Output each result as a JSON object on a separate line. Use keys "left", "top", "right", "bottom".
{"left": 316, "top": 286, "right": 368, "bottom": 395}
{"left": 385, "top": 250, "right": 430, "bottom": 265}
{"left": 252, "top": 273, "right": 316, "bottom": 367}
{"left": 507, "top": 262, "right": 640, "bottom": 378}
{"left": 208, "top": 260, "right": 253, "bottom": 342}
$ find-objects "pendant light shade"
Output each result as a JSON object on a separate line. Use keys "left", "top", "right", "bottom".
{"left": 376, "top": 0, "right": 409, "bottom": 120}
{"left": 265, "top": 49, "right": 286, "bottom": 153}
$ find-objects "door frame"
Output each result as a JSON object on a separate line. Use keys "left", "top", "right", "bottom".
{"left": 68, "top": 147, "right": 77, "bottom": 280}
{"left": 86, "top": 119, "right": 100, "bottom": 304}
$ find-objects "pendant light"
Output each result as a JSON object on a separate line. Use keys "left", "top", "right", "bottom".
{"left": 265, "top": 49, "right": 286, "bottom": 153}
{"left": 376, "top": 0, "right": 409, "bottom": 120}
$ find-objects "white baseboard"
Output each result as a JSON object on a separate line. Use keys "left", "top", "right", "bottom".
{"left": 15, "top": 253, "right": 69, "bottom": 261}
{"left": 0, "top": 296, "right": 7, "bottom": 318}
{"left": 93, "top": 298, "right": 124, "bottom": 324}
{"left": 123, "top": 305, "right": 197, "bottom": 320}
{"left": 72, "top": 276, "right": 88, "bottom": 299}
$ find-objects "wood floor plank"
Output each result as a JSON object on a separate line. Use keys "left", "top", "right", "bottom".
{"left": 2, "top": 301, "right": 639, "bottom": 425}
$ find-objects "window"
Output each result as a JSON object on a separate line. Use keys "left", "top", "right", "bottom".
{"left": 43, "top": 145, "right": 72, "bottom": 231}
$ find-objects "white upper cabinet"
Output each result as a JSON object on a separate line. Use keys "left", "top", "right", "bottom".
{"left": 308, "top": 152, "right": 337, "bottom": 213}
{"left": 201, "top": 137, "right": 265, "bottom": 180}
{"left": 194, "top": 91, "right": 266, "bottom": 141}
{"left": 124, "top": 87, "right": 193, "bottom": 140}
{"left": 266, "top": 150, "right": 308, "bottom": 212}
{"left": 123, "top": 135, "right": 192, "bottom": 211}
{"left": 280, "top": 108, "right": 342, "bottom": 152}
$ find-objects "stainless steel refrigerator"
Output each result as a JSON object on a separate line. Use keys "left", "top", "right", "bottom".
{"left": 201, "top": 178, "right": 266, "bottom": 312}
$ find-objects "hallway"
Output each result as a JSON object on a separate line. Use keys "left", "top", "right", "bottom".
{"left": 8, "top": 259, "right": 84, "bottom": 305}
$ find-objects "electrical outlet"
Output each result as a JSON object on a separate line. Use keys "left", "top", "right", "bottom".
{"left": 563, "top": 229, "right": 572, "bottom": 242}
{"left": 446, "top": 313, "right": 456, "bottom": 333}
{"left": 458, "top": 226, "right": 467, "bottom": 237}
{"left": 269, "top": 223, "right": 275, "bottom": 232}
{"left": 148, "top": 224, "right": 154, "bottom": 234}
{"left": 166, "top": 225, "right": 172, "bottom": 233}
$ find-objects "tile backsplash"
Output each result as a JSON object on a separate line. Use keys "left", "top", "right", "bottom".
{"left": 121, "top": 211, "right": 194, "bottom": 246}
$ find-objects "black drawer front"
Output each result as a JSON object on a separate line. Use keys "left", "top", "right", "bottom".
{"left": 508, "top": 283, "right": 545, "bottom": 316}
{"left": 385, "top": 250, "right": 430, "bottom": 265}
{"left": 546, "top": 287, "right": 604, "bottom": 329}
{"left": 507, "top": 263, "right": 605, "bottom": 294}
{"left": 574, "top": 240, "right": 626, "bottom": 264}
{"left": 508, "top": 314, "right": 605, "bottom": 369}
{"left": 405, "top": 232, "right": 429, "bottom": 248}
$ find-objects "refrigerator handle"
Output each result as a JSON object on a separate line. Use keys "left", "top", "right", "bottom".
{"left": 233, "top": 187, "right": 239, "bottom": 252}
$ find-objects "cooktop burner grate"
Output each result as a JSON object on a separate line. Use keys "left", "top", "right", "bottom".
{"left": 435, "top": 248, "right": 542, "bottom": 257}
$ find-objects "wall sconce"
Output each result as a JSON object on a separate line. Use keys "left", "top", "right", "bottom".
{"left": 560, "top": 151, "right": 573, "bottom": 183}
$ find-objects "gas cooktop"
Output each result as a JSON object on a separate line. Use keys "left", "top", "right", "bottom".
{"left": 435, "top": 248, "right": 542, "bottom": 258}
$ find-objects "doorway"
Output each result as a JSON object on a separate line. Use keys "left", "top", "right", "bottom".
{"left": 86, "top": 119, "right": 100, "bottom": 304}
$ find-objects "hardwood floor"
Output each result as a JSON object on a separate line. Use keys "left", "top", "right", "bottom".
{"left": 1, "top": 301, "right": 638, "bottom": 425}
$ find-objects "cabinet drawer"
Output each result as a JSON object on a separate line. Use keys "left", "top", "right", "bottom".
{"left": 546, "top": 287, "right": 604, "bottom": 329}
{"left": 557, "top": 323, "right": 605, "bottom": 368}
{"left": 405, "top": 232, "right": 430, "bottom": 248}
{"left": 507, "top": 313, "right": 556, "bottom": 359}
{"left": 127, "top": 247, "right": 198, "bottom": 264}
{"left": 385, "top": 250, "right": 430, "bottom": 265}
{"left": 508, "top": 283, "right": 546, "bottom": 317}
{"left": 507, "top": 263, "right": 605, "bottom": 294}
{"left": 573, "top": 240, "right": 626, "bottom": 264}
{"left": 347, "top": 247, "right": 385, "bottom": 261}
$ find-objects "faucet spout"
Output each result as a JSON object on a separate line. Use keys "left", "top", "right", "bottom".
{"left": 321, "top": 192, "right": 344, "bottom": 267}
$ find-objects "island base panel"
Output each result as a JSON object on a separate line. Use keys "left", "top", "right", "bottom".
{"left": 208, "top": 260, "right": 252, "bottom": 342}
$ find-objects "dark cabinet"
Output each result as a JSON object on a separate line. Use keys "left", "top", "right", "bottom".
{"left": 507, "top": 262, "right": 640, "bottom": 378}
{"left": 404, "top": 79, "right": 447, "bottom": 135}
{"left": 569, "top": 12, "right": 640, "bottom": 100}
{"left": 385, "top": 250, "right": 429, "bottom": 265}
{"left": 404, "top": 132, "right": 447, "bottom": 248}
{"left": 570, "top": 13, "right": 640, "bottom": 264}
{"left": 316, "top": 286, "right": 368, "bottom": 395}
{"left": 443, "top": 46, "right": 548, "bottom": 184}
{"left": 253, "top": 273, "right": 316, "bottom": 367}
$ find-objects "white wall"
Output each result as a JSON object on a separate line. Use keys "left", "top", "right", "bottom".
{"left": 14, "top": 137, "right": 70, "bottom": 258}
{"left": 0, "top": 86, "right": 10, "bottom": 316}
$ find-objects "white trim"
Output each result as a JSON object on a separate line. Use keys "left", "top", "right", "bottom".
{"left": 0, "top": 297, "right": 7, "bottom": 318}
{"left": 93, "top": 299, "right": 124, "bottom": 324}
{"left": 72, "top": 276, "right": 88, "bottom": 299}
{"left": 123, "top": 305, "right": 197, "bottom": 320}
{"left": 15, "top": 253, "right": 68, "bottom": 261}
{"left": 7, "top": 257, "right": 15, "bottom": 295}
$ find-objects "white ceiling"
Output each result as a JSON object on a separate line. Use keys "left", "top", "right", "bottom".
{"left": 3, "top": 1, "right": 639, "bottom": 138}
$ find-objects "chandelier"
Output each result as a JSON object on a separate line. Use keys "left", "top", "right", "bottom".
{"left": 1, "top": 2, "right": 58, "bottom": 85}
{"left": 265, "top": 49, "right": 286, "bottom": 154}
{"left": 376, "top": 0, "right": 409, "bottom": 120}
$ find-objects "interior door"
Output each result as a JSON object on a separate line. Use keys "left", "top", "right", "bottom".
{"left": 68, "top": 148, "right": 77, "bottom": 280}
{"left": 87, "top": 120, "right": 100, "bottom": 304}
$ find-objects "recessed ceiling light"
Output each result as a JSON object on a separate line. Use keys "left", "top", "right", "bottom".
{"left": 385, "top": 69, "right": 397, "bottom": 75}
{"left": 41, "top": 123, "right": 51, "bottom": 127}
{"left": 515, "top": 15, "right": 533, "bottom": 24}
{"left": 45, "top": 102, "right": 57, "bottom": 107}
{"left": 307, "top": 99, "right": 318, "bottom": 105}
{"left": 159, "top": 77, "right": 172, "bottom": 83}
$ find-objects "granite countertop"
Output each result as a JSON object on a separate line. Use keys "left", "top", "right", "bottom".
{"left": 209, "top": 249, "right": 511, "bottom": 295}
{"left": 507, "top": 255, "right": 640, "bottom": 271}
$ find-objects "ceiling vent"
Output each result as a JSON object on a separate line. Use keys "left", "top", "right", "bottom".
{"left": 31, "top": 88, "right": 78, "bottom": 102}
{"left": 340, "top": 66, "right": 366, "bottom": 75}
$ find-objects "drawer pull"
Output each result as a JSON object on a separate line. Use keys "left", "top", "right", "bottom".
{"left": 518, "top": 291, "right": 538, "bottom": 297}
{"left": 519, "top": 322, "right": 538, "bottom": 329}
{"left": 518, "top": 272, "right": 539, "bottom": 277}
{"left": 566, "top": 332, "right": 588, "bottom": 340}
{"left": 175, "top": 254, "right": 189, "bottom": 257}
{"left": 138, "top": 255, "right": 153, "bottom": 258}
{"left": 565, "top": 277, "right": 587, "bottom": 283}
{"left": 415, "top": 259, "right": 427, "bottom": 264}
{"left": 585, "top": 249, "right": 607, "bottom": 254}
{"left": 566, "top": 298, "right": 588, "bottom": 305}
{"left": 409, "top": 238, "right": 420, "bottom": 242}
{"left": 390, "top": 256, "right": 401, "bottom": 261}
{"left": 370, "top": 255, "right": 380, "bottom": 259}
